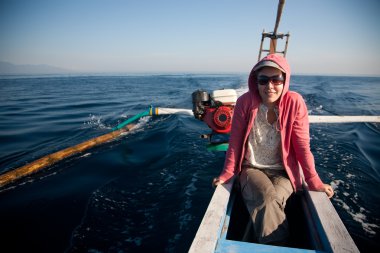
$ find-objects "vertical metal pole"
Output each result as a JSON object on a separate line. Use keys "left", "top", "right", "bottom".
{"left": 283, "top": 33, "right": 290, "bottom": 57}
{"left": 269, "top": 36, "right": 277, "bottom": 54}
{"left": 258, "top": 30, "right": 265, "bottom": 61}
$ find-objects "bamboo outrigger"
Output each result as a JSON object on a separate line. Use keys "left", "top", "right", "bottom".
{"left": 2, "top": 104, "right": 376, "bottom": 190}
{"left": 0, "top": 107, "right": 193, "bottom": 189}
{"left": 0, "top": 124, "right": 135, "bottom": 188}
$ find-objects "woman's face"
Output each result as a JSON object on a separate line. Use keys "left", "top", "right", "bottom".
{"left": 257, "top": 67, "right": 284, "bottom": 107}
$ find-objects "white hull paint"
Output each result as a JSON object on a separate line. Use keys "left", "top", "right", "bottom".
{"left": 189, "top": 178, "right": 360, "bottom": 253}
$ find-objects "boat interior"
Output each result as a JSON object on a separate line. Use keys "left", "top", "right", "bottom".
{"left": 224, "top": 183, "right": 324, "bottom": 250}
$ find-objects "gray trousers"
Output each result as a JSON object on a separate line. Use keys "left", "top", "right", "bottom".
{"left": 239, "top": 167, "right": 293, "bottom": 244}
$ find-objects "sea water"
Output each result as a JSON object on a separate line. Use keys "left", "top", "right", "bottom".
{"left": 0, "top": 74, "right": 379, "bottom": 252}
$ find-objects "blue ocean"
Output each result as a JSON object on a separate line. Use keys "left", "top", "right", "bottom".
{"left": 0, "top": 74, "right": 379, "bottom": 252}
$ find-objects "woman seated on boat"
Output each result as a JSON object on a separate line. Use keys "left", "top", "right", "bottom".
{"left": 212, "top": 53, "right": 334, "bottom": 245}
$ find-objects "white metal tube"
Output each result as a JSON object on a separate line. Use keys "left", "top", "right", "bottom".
{"left": 156, "top": 107, "right": 193, "bottom": 116}
{"left": 155, "top": 107, "right": 380, "bottom": 123}
{"left": 309, "top": 115, "right": 380, "bottom": 123}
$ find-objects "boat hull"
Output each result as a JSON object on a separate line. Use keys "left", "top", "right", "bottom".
{"left": 189, "top": 178, "right": 359, "bottom": 253}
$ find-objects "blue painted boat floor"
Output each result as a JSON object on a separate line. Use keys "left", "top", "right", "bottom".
{"left": 215, "top": 239, "right": 323, "bottom": 253}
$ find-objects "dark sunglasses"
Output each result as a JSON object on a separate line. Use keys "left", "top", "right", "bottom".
{"left": 257, "top": 75, "right": 284, "bottom": 86}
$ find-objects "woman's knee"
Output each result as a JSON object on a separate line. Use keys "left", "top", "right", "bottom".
{"left": 242, "top": 180, "right": 277, "bottom": 206}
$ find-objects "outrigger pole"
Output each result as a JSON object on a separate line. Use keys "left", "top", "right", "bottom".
{"left": 1, "top": 105, "right": 378, "bottom": 189}
{"left": 258, "top": 0, "right": 290, "bottom": 60}
{"left": 0, "top": 107, "right": 193, "bottom": 189}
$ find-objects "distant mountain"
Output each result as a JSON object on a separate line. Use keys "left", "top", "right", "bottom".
{"left": 0, "top": 61, "right": 72, "bottom": 75}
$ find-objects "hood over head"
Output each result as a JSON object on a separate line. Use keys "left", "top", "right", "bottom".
{"left": 248, "top": 54, "right": 291, "bottom": 104}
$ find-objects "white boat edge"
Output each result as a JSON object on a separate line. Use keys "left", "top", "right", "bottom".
{"left": 189, "top": 179, "right": 360, "bottom": 253}
{"left": 189, "top": 180, "right": 234, "bottom": 253}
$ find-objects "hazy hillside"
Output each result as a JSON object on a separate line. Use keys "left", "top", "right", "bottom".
{"left": 0, "top": 61, "right": 72, "bottom": 75}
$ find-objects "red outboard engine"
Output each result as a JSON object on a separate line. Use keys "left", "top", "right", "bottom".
{"left": 192, "top": 89, "right": 237, "bottom": 136}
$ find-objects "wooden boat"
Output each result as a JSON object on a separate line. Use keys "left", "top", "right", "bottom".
{"left": 189, "top": 178, "right": 360, "bottom": 253}
{"left": 0, "top": 2, "right": 372, "bottom": 251}
{"left": 190, "top": 1, "right": 361, "bottom": 252}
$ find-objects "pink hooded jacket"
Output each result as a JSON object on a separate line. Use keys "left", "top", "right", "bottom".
{"left": 218, "top": 54, "right": 324, "bottom": 191}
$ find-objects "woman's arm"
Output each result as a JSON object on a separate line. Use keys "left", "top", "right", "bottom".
{"left": 291, "top": 96, "right": 326, "bottom": 191}
{"left": 216, "top": 95, "right": 249, "bottom": 183}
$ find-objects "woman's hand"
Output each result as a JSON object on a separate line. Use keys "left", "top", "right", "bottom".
{"left": 319, "top": 184, "right": 334, "bottom": 198}
{"left": 212, "top": 177, "right": 225, "bottom": 187}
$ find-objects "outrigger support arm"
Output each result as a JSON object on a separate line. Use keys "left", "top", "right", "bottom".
{"left": 0, "top": 106, "right": 193, "bottom": 189}
{"left": 309, "top": 115, "right": 380, "bottom": 123}
{"left": 2, "top": 104, "right": 378, "bottom": 189}
{"left": 113, "top": 106, "right": 193, "bottom": 131}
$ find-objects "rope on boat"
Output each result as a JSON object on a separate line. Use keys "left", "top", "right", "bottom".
{"left": 0, "top": 107, "right": 192, "bottom": 188}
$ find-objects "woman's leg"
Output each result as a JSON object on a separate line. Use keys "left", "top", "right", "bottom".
{"left": 240, "top": 168, "right": 293, "bottom": 244}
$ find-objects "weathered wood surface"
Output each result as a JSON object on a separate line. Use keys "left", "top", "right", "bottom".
{"left": 309, "top": 115, "right": 380, "bottom": 123}
{"left": 307, "top": 191, "right": 360, "bottom": 253}
{"left": 188, "top": 180, "right": 234, "bottom": 253}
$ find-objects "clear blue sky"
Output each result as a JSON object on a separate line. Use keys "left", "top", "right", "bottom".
{"left": 1, "top": 0, "right": 379, "bottom": 76}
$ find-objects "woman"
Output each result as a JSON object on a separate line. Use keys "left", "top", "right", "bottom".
{"left": 213, "top": 54, "right": 334, "bottom": 245}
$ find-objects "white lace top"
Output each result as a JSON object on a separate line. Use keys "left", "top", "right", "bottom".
{"left": 244, "top": 103, "right": 284, "bottom": 170}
